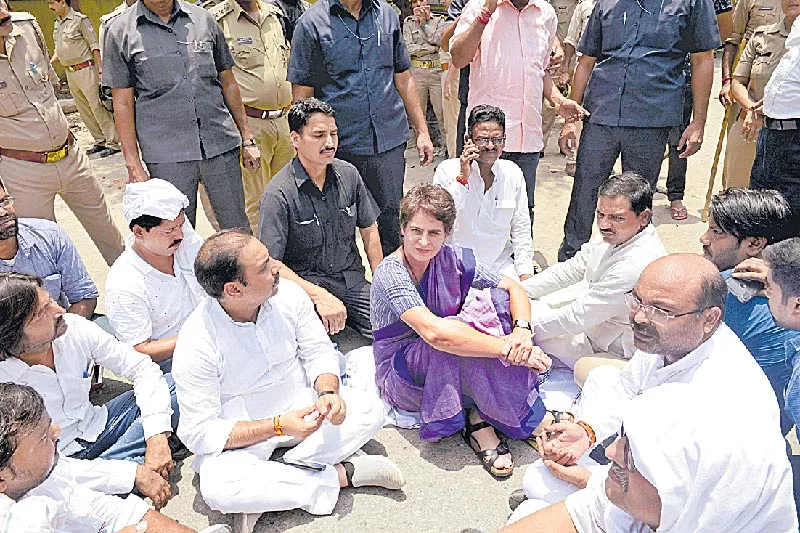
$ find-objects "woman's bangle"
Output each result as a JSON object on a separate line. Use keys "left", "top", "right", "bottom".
{"left": 576, "top": 420, "right": 596, "bottom": 446}
{"left": 273, "top": 414, "right": 284, "bottom": 437}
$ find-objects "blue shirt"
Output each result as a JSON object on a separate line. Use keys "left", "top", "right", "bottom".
{"left": 578, "top": 0, "right": 721, "bottom": 127}
{"left": 0, "top": 219, "right": 99, "bottom": 306}
{"left": 722, "top": 269, "right": 800, "bottom": 367}
{"left": 288, "top": 0, "right": 412, "bottom": 156}
{"left": 783, "top": 337, "right": 800, "bottom": 429}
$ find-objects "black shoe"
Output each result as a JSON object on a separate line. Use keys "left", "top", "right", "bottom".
{"left": 85, "top": 144, "right": 107, "bottom": 155}
{"left": 509, "top": 488, "right": 528, "bottom": 511}
{"left": 99, "top": 147, "right": 121, "bottom": 158}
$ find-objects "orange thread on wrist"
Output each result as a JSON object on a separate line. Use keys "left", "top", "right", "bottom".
{"left": 577, "top": 420, "right": 596, "bottom": 446}
{"left": 274, "top": 414, "right": 284, "bottom": 436}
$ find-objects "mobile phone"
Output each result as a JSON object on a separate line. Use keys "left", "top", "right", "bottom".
{"left": 726, "top": 277, "right": 763, "bottom": 304}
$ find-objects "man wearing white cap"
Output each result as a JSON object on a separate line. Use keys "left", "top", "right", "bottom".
{"left": 503, "top": 383, "right": 797, "bottom": 532}
{"left": 106, "top": 179, "right": 207, "bottom": 373}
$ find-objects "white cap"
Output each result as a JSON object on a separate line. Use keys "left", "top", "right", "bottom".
{"left": 122, "top": 179, "right": 189, "bottom": 223}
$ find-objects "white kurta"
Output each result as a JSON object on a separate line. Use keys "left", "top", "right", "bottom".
{"left": 520, "top": 324, "right": 783, "bottom": 516}
{"left": 0, "top": 314, "right": 173, "bottom": 489}
{"left": 522, "top": 224, "right": 666, "bottom": 366}
{"left": 0, "top": 457, "right": 150, "bottom": 533}
{"left": 105, "top": 221, "right": 206, "bottom": 346}
{"left": 172, "top": 279, "right": 385, "bottom": 515}
{"left": 433, "top": 158, "right": 534, "bottom": 278}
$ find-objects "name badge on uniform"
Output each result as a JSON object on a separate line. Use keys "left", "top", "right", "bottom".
{"left": 758, "top": 6, "right": 774, "bottom": 10}
{"left": 236, "top": 37, "right": 254, "bottom": 44}
{"left": 756, "top": 51, "right": 772, "bottom": 57}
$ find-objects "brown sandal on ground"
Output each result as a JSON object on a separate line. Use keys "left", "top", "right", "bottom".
{"left": 670, "top": 204, "right": 688, "bottom": 220}
{"left": 462, "top": 412, "right": 514, "bottom": 479}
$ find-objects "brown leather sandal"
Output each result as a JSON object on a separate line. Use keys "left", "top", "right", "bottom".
{"left": 462, "top": 411, "right": 513, "bottom": 479}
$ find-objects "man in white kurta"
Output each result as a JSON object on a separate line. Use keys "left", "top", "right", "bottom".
{"left": 106, "top": 179, "right": 206, "bottom": 372}
{"left": 512, "top": 254, "right": 783, "bottom": 522}
{"left": 522, "top": 173, "right": 666, "bottom": 367}
{"left": 172, "top": 231, "right": 404, "bottom": 517}
{"left": 433, "top": 104, "right": 534, "bottom": 280}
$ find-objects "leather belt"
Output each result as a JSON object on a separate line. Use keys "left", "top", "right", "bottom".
{"left": 244, "top": 105, "right": 288, "bottom": 120}
{"left": 411, "top": 59, "right": 439, "bottom": 69}
{"left": 66, "top": 59, "right": 94, "bottom": 72}
{"left": 765, "top": 117, "right": 800, "bottom": 131}
{"left": 0, "top": 132, "right": 75, "bottom": 164}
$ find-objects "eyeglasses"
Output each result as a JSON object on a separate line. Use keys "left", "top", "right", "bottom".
{"left": 0, "top": 196, "right": 14, "bottom": 210}
{"left": 624, "top": 290, "right": 705, "bottom": 325}
{"left": 473, "top": 136, "right": 506, "bottom": 147}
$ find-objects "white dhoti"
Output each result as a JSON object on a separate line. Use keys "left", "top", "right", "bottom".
{"left": 196, "top": 386, "right": 385, "bottom": 515}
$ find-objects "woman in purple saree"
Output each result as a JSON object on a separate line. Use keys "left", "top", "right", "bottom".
{"left": 371, "top": 185, "right": 550, "bottom": 478}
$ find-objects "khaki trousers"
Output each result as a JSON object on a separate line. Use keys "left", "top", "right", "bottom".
{"left": 441, "top": 67, "right": 461, "bottom": 158}
{"left": 65, "top": 67, "right": 117, "bottom": 146}
{"left": 722, "top": 111, "right": 757, "bottom": 189}
{"left": 0, "top": 146, "right": 124, "bottom": 265}
{"left": 541, "top": 96, "right": 558, "bottom": 152}
{"left": 242, "top": 114, "right": 294, "bottom": 233}
{"left": 411, "top": 66, "right": 444, "bottom": 143}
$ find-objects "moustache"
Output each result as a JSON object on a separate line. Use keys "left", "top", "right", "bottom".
{"left": 632, "top": 321, "right": 657, "bottom": 337}
{"left": 169, "top": 238, "right": 183, "bottom": 248}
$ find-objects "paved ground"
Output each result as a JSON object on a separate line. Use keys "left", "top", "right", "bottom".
{"left": 54, "top": 59, "right": 775, "bottom": 532}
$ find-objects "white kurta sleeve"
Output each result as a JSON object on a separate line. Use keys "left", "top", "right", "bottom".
{"left": 59, "top": 456, "right": 137, "bottom": 495}
{"left": 83, "top": 319, "right": 173, "bottom": 439}
{"left": 105, "top": 284, "right": 153, "bottom": 346}
{"left": 172, "top": 326, "right": 237, "bottom": 457}
{"left": 0, "top": 495, "right": 59, "bottom": 533}
{"left": 291, "top": 285, "right": 341, "bottom": 386}
{"left": 510, "top": 177, "right": 535, "bottom": 277}
{"left": 522, "top": 241, "right": 591, "bottom": 298}
{"left": 531, "top": 264, "right": 631, "bottom": 340}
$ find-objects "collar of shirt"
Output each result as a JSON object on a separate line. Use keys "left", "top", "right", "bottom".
{"left": 136, "top": 0, "right": 187, "bottom": 27}
{"left": 229, "top": 0, "right": 267, "bottom": 24}
{"left": 291, "top": 156, "right": 335, "bottom": 192}
{"left": 209, "top": 293, "right": 272, "bottom": 327}
{"left": 786, "top": 336, "right": 800, "bottom": 363}
{"left": 465, "top": 159, "right": 502, "bottom": 191}
{"left": 14, "top": 224, "right": 37, "bottom": 257}
{"left": 498, "top": 0, "right": 546, "bottom": 11}
{"left": 328, "top": 0, "right": 375, "bottom": 18}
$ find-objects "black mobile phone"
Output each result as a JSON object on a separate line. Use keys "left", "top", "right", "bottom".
{"left": 726, "top": 277, "right": 763, "bottom": 304}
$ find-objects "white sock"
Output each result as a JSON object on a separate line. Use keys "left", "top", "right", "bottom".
{"left": 346, "top": 455, "right": 406, "bottom": 490}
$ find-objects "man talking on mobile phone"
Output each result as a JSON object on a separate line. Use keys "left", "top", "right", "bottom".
{"left": 699, "top": 187, "right": 800, "bottom": 435}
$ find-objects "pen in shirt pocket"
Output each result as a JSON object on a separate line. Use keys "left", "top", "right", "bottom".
{"left": 82, "top": 360, "right": 92, "bottom": 378}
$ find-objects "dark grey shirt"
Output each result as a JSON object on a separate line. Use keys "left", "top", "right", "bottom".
{"left": 578, "top": 0, "right": 721, "bottom": 127}
{"left": 258, "top": 157, "right": 380, "bottom": 289}
{"left": 288, "top": 0, "right": 412, "bottom": 156}
{"left": 266, "top": 0, "right": 310, "bottom": 42}
{"left": 103, "top": 0, "right": 240, "bottom": 164}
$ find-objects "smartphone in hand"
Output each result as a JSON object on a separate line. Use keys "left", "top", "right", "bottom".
{"left": 726, "top": 276, "right": 763, "bottom": 304}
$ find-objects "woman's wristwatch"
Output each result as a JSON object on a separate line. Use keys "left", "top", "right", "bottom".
{"left": 513, "top": 319, "right": 532, "bottom": 331}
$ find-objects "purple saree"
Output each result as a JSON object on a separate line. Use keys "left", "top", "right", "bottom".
{"left": 373, "top": 246, "right": 545, "bottom": 441}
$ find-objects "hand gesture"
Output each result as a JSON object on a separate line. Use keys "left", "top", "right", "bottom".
{"left": 677, "top": 119, "right": 704, "bottom": 158}
{"left": 242, "top": 144, "right": 262, "bottom": 171}
{"left": 315, "top": 392, "right": 347, "bottom": 425}
{"left": 538, "top": 421, "right": 591, "bottom": 466}
{"left": 126, "top": 162, "right": 151, "bottom": 184}
{"left": 718, "top": 80, "right": 733, "bottom": 107}
{"left": 312, "top": 289, "right": 347, "bottom": 335}
{"left": 557, "top": 99, "right": 589, "bottom": 123}
{"left": 459, "top": 135, "right": 480, "bottom": 175}
{"left": 417, "top": 132, "right": 435, "bottom": 165}
{"left": 280, "top": 405, "right": 326, "bottom": 439}
{"left": 414, "top": 5, "right": 430, "bottom": 24}
{"left": 740, "top": 109, "right": 763, "bottom": 143}
{"left": 144, "top": 433, "right": 174, "bottom": 480}
{"left": 540, "top": 453, "right": 591, "bottom": 489}
{"left": 134, "top": 465, "right": 172, "bottom": 510}
{"left": 732, "top": 257, "right": 769, "bottom": 285}
{"left": 559, "top": 121, "right": 577, "bottom": 159}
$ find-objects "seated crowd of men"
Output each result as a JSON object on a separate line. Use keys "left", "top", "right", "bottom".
{"left": 1, "top": 0, "right": 800, "bottom": 530}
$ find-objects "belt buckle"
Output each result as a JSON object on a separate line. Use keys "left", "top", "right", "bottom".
{"left": 45, "top": 146, "right": 67, "bottom": 163}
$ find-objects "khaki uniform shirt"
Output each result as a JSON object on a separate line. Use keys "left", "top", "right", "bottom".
{"left": 725, "top": 0, "right": 781, "bottom": 45}
{"left": 0, "top": 13, "right": 69, "bottom": 152}
{"left": 211, "top": 0, "right": 291, "bottom": 110}
{"left": 549, "top": 0, "right": 578, "bottom": 42}
{"left": 53, "top": 7, "right": 99, "bottom": 67}
{"left": 733, "top": 18, "right": 790, "bottom": 101}
{"left": 402, "top": 14, "right": 446, "bottom": 62}
{"left": 563, "top": 0, "right": 595, "bottom": 49}
{"left": 99, "top": 2, "right": 130, "bottom": 57}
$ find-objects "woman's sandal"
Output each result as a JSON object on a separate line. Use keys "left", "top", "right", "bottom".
{"left": 462, "top": 412, "right": 514, "bottom": 479}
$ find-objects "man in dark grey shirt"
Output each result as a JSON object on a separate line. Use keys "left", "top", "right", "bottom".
{"left": 556, "top": 0, "right": 721, "bottom": 261}
{"left": 103, "top": 0, "right": 256, "bottom": 230}
{"left": 258, "top": 98, "right": 382, "bottom": 338}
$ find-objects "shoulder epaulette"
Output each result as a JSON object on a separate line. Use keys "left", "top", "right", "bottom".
{"left": 206, "top": 0, "right": 233, "bottom": 17}
{"left": 9, "top": 12, "right": 35, "bottom": 22}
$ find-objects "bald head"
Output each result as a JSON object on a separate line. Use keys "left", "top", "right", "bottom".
{"left": 631, "top": 254, "right": 726, "bottom": 363}
{"left": 194, "top": 229, "right": 253, "bottom": 299}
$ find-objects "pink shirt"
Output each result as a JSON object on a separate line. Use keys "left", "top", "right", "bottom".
{"left": 454, "top": 0, "right": 557, "bottom": 153}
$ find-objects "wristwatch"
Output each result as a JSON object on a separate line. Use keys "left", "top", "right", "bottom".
{"left": 513, "top": 319, "right": 532, "bottom": 331}
{"left": 241, "top": 138, "right": 256, "bottom": 147}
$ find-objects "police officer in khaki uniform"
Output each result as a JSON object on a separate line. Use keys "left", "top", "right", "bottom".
{"left": 403, "top": 0, "right": 446, "bottom": 149}
{"left": 209, "top": 0, "right": 295, "bottom": 233}
{"left": 725, "top": 12, "right": 795, "bottom": 188}
{"left": 0, "top": 4, "right": 124, "bottom": 265}
{"left": 718, "top": 0, "right": 781, "bottom": 187}
{"left": 540, "top": 0, "right": 577, "bottom": 156}
{"left": 48, "top": 0, "right": 119, "bottom": 157}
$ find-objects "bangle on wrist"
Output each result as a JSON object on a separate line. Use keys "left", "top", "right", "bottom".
{"left": 476, "top": 7, "right": 492, "bottom": 25}
{"left": 317, "top": 390, "right": 336, "bottom": 398}
{"left": 721, "top": 76, "right": 732, "bottom": 83}
{"left": 273, "top": 414, "right": 284, "bottom": 436}
{"left": 576, "top": 420, "right": 596, "bottom": 446}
